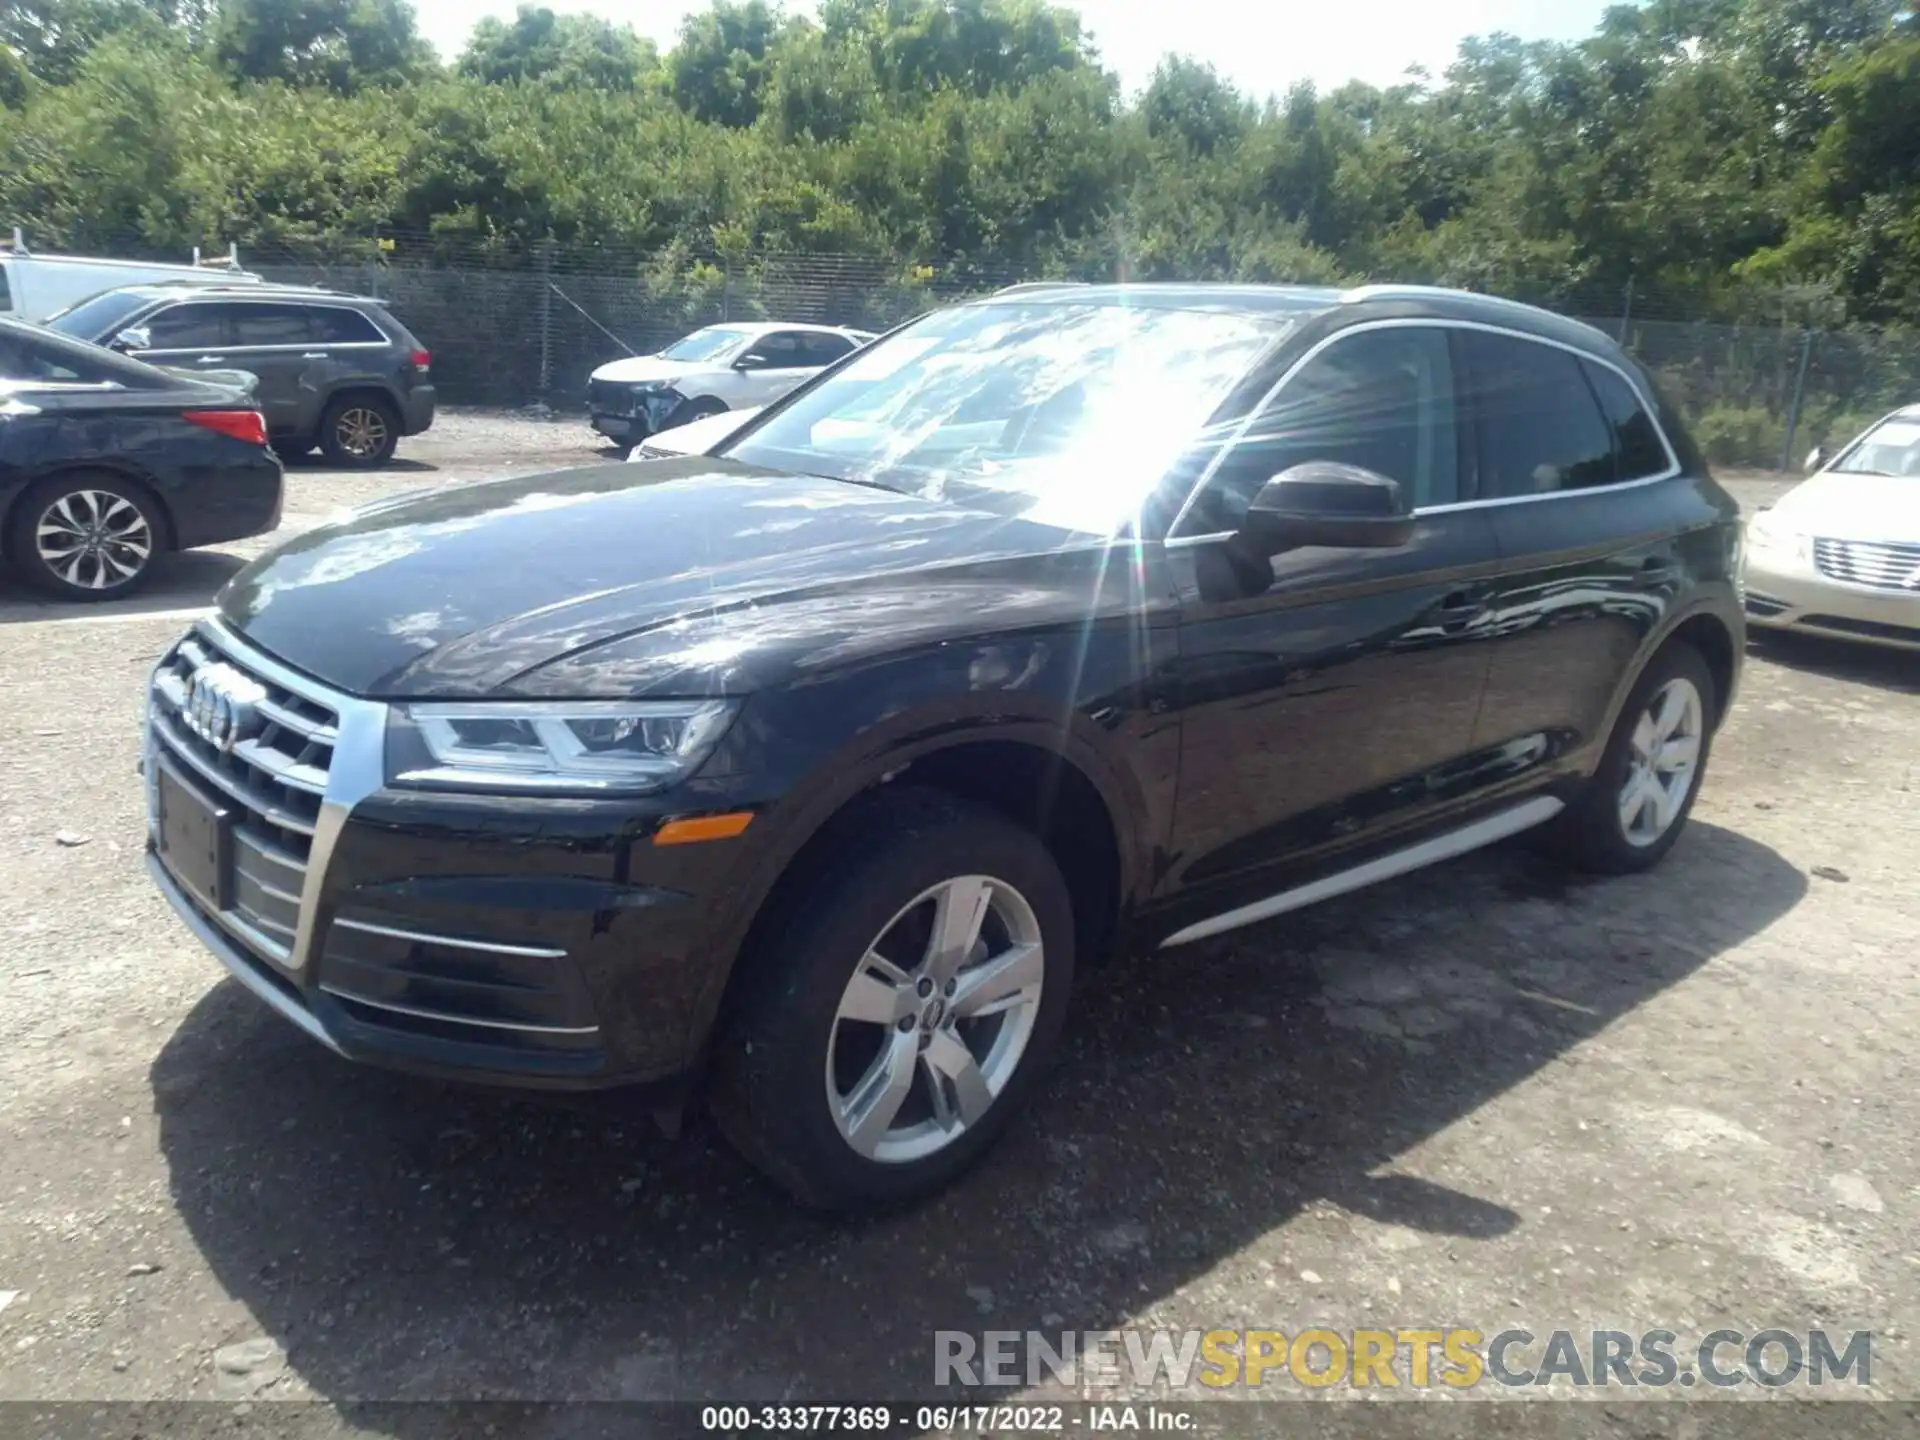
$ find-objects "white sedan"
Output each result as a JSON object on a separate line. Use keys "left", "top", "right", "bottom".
{"left": 1742, "top": 404, "right": 1920, "bottom": 652}
{"left": 626, "top": 404, "right": 760, "bottom": 461}
{"left": 587, "top": 322, "right": 873, "bottom": 447}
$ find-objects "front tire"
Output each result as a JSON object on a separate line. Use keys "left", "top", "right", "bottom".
{"left": 318, "top": 395, "right": 400, "bottom": 467}
{"left": 1547, "top": 640, "right": 1717, "bottom": 873}
{"left": 712, "top": 789, "right": 1075, "bottom": 1212}
{"left": 5, "top": 472, "right": 164, "bottom": 601}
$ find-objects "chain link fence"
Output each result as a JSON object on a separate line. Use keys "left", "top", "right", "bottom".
{"left": 43, "top": 227, "right": 1916, "bottom": 470}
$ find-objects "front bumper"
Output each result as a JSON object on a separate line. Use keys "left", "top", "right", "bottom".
{"left": 587, "top": 383, "right": 682, "bottom": 442}
{"left": 142, "top": 620, "right": 753, "bottom": 1091}
{"left": 1743, "top": 550, "right": 1920, "bottom": 652}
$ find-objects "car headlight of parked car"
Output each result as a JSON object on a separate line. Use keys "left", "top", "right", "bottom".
{"left": 387, "top": 699, "right": 739, "bottom": 794}
{"left": 1745, "top": 510, "right": 1809, "bottom": 564}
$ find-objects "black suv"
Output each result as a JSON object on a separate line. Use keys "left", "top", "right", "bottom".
{"left": 141, "top": 283, "right": 1742, "bottom": 1210}
{"left": 45, "top": 283, "right": 434, "bottom": 467}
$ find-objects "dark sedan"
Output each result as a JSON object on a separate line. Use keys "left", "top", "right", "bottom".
{"left": 0, "top": 316, "right": 283, "bottom": 600}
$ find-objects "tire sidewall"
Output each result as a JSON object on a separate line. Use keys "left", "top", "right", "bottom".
{"left": 320, "top": 396, "right": 400, "bottom": 467}
{"left": 6, "top": 473, "right": 163, "bottom": 601}
{"left": 722, "top": 799, "right": 1075, "bottom": 1209}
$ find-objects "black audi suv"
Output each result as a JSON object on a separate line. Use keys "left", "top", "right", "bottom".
{"left": 141, "top": 283, "right": 1743, "bottom": 1209}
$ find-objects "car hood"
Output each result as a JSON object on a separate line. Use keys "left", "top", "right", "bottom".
{"left": 1770, "top": 473, "right": 1920, "bottom": 544}
{"left": 589, "top": 355, "right": 712, "bottom": 386}
{"left": 216, "top": 458, "right": 1122, "bottom": 699}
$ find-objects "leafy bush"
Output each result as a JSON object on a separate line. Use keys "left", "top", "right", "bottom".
{"left": 1692, "top": 404, "right": 1784, "bottom": 471}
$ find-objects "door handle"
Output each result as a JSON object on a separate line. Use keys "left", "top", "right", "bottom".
{"left": 195, "top": 355, "right": 227, "bottom": 364}
{"left": 301, "top": 352, "right": 329, "bottom": 359}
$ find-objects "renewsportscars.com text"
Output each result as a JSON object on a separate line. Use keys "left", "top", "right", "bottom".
{"left": 935, "top": 1327, "right": 1873, "bottom": 1390}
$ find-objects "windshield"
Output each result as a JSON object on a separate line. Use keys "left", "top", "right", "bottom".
{"left": 659, "top": 326, "right": 753, "bottom": 363}
{"left": 1832, "top": 415, "right": 1920, "bottom": 477}
{"left": 40, "top": 288, "right": 153, "bottom": 339}
{"left": 722, "top": 302, "right": 1286, "bottom": 533}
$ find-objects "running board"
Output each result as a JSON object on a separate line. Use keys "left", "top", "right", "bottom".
{"left": 1159, "top": 795, "right": 1565, "bottom": 949}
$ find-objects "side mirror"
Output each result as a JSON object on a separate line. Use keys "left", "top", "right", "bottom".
{"left": 111, "top": 326, "right": 151, "bottom": 353}
{"left": 1803, "top": 446, "right": 1825, "bottom": 475}
{"left": 733, "top": 352, "right": 769, "bottom": 371}
{"left": 1240, "top": 462, "right": 1415, "bottom": 554}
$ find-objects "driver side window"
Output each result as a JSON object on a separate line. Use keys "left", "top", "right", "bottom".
{"left": 1176, "top": 326, "right": 1460, "bottom": 536}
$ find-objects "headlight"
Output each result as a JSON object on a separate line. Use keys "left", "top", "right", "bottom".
{"left": 1745, "top": 512, "right": 1810, "bottom": 563}
{"left": 387, "top": 699, "right": 738, "bottom": 795}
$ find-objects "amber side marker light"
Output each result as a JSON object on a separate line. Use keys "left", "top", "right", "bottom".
{"left": 653, "top": 812, "right": 755, "bottom": 846}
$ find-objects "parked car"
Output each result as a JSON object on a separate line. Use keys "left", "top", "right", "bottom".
{"left": 142, "top": 283, "right": 1742, "bottom": 1210}
{"left": 588, "top": 322, "right": 874, "bottom": 448}
{"left": 627, "top": 405, "right": 762, "bottom": 461}
{"left": 0, "top": 316, "right": 281, "bottom": 600}
{"left": 43, "top": 283, "right": 434, "bottom": 467}
{"left": 1742, "top": 405, "right": 1920, "bottom": 652}
{"left": 0, "top": 239, "right": 261, "bottom": 322}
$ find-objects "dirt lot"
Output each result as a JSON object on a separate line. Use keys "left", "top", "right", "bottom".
{"left": 0, "top": 423, "right": 1915, "bottom": 1426}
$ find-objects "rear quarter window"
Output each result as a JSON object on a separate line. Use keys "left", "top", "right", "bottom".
{"left": 310, "top": 307, "right": 385, "bottom": 344}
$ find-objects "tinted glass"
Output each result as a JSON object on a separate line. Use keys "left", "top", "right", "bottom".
{"left": 0, "top": 265, "right": 11, "bottom": 313}
{"left": 1582, "top": 360, "right": 1669, "bottom": 481}
{"left": 1461, "top": 332, "right": 1615, "bottom": 497}
{"left": 309, "top": 306, "right": 384, "bottom": 343}
{"left": 143, "top": 304, "right": 229, "bottom": 351}
{"left": 229, "top": 303, "right": 313, "bottom": 347}
{"left": 41, "top": 288, "right": 152, "bottom": 339}
{"left": 799, "top": 332, "right": 854, "bottom": 367}
{"left": 1178, "top": 325, "right": 1460, "bottom": 534}
{"left": 0, "top": 319, "right": 164, "bottom": 387}
{"left": 749, "top": 332, "right": 806, "bottom": 367}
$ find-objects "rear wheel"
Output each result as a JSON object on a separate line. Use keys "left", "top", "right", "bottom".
{"left": 1547, "top": 640, "right": 1716, "bottom": 873}
{"left": 5, "top": 472, "right": 164, "bottom": 601}
{"left": 712, "top": 789, "right": 1074, "bottom": 1211}
{"left": 318, "top": 395, "right": 400, "bottom": 467}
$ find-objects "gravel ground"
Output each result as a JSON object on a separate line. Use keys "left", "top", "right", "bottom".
{"left": 0, "top": 422, "right": 1915, "bottom": 1428}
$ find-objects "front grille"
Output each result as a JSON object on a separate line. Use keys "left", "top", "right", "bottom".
{"left": 1813, "top": 537, "right": 1920, "bottom": 592}
{"left": 148, "top": 628, "right": 340, "bottom": 966}
{"left": 588, "top": 379, "right": 634, "bottom": 416}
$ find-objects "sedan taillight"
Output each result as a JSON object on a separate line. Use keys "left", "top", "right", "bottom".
{"left": 183, "top": 409, "right": 269, "bottom": 446}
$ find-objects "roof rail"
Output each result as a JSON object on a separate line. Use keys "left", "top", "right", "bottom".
{"left": 991, "top": 281, "right": 1089, "bottom": 297}
{"left": 192, "top": 241, "right": 245, "bottom": 271}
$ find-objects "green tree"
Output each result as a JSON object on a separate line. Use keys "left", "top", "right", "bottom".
{"left": 458, "top": 5, "right": 657, "bottom": 90}
{"left": 669, "top": 0, "right": 786, "bottom": 126}
{"left": 214, "top": 0, "right": 432, "bottom": 91}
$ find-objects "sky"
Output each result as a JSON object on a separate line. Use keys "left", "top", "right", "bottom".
{"left": 413, "top": 0, "right": 1617, "bottom": 99}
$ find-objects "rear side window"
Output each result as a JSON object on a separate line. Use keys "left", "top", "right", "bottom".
{"left": 1582, "top": 360, "right": 1671, "bottom": 481}
{"left": 229, "top": 303, "right": 313, "bottom": 346}
{"left": 0, "top": 265, "right": 12, "bottom": 313}
{"left": 310, "top": 306, "right": 384, "bottom": 343}
{"left": 1458, "top": 332, "right": 1615, "bottom": 497}
{"left": 144, "top": 304, "right": 230, "bottom": 351}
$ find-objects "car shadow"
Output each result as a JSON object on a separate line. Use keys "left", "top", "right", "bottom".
{"left": 150, "top": 820, "right": 1804, "bottom": 1416}
{"left": 1749, "top": 630, "right": 1918, "bottom": 694}
{"left": 0, "top": 550, "right": 243, "bottom": 624}
{"left": 280, "top": 452, "right": 440, "bottom": 475}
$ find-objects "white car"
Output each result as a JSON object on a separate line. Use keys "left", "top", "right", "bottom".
{"left": 627, "top": 405, "right": 761, "bottom": 461}
{"left": 1743, "top": 404, "right": 1920, "bottom": 652}
{"left": 588, "top": 321, "right": 873, "bottom": 448}
{"left": 2, "top": 244, "right": 261, "bottom": 322}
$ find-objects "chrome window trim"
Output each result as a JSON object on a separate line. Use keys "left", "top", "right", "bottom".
{"left": 1162, "top": 316, "right": 1684, "bottom": 542}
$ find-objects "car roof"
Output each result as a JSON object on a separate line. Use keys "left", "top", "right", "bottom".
{"left": 967, "top": 280, "right": 1620, "bottom": 353}
{"left": 105, "top": 282, "right": 384, "bottom": 306}
{"left": 696, "top": 320, "right": 863, "bottom": 337}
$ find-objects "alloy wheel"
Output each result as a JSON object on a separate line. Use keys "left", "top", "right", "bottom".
{"left": 1617, "top": 676, "right": 1704, "bottom": 847}
{"left": 35, "top": 489, "right": 153, "bottom": 590}
{"left": 334, "top": 407, "right": 389, "bottom": 459}
{"left": 825, "top": 874, "right": 1045, "bottom": 1165}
